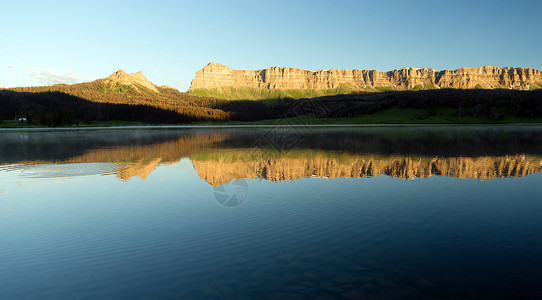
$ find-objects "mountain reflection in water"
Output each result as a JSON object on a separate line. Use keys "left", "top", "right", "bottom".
{"left": 1, "top": 127, "right": 542, "bottom": 299}
{"left": 1, "top": 127, "right": 541, "bottom": 182}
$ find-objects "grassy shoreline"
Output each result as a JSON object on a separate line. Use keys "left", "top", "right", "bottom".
{"left": 2, "top": 106, "right": 542, "bottom": 130}
{"left": 2, "top": 123, "right": 542, "bottom": 132}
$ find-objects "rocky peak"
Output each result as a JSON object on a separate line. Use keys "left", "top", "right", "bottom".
{"left": 160, "top": 85, "right": 179, "bottom": 91}
{"left": 197, "top": 63, "right": 232, "bottom": 74}
{"left": 207, "top": 62, "right": 228, "bottom": 68}
{"left": 111, "top": 69, "right": 127, "bottom": 76}
{"left": 106, "top": 69, "right": 158, "bottom": 93}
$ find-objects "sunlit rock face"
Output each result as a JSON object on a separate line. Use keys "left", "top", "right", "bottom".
{"left": 189, "top": 63, "right": 542, "bottom": 98}
{"left": 105, "top": 69, "right": 159, "bottom": 93}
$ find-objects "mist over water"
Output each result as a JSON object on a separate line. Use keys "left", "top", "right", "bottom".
{"left": 1, "top": 127, "right": 541, "bottom": 299}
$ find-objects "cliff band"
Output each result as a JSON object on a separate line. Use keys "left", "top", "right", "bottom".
{"left": 188, "top": 63, "right": 542, "bottom": 99}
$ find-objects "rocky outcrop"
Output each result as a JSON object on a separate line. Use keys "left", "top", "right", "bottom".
{"left": 105, "top": 69, "right": 159, "bottom": 93}
{"left": 188, "top": 63, "right": 542, "bottom": 99}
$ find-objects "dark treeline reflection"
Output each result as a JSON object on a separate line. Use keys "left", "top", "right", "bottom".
{"left": 213, "top": 126, "right": 542, "bottom": 156}
{"left": 1, "top": 127, "right": 541, "bottom": 181}
{"left": 0, "top": 129, "right": 222, "bottom": 163}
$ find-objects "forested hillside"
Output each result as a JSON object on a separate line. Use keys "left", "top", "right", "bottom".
{"left": 1, "top": 70, "right": 231, "bottom": 125}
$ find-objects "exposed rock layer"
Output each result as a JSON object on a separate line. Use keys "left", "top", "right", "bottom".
{"left": 105, "top": 69, "right": 159, "bottom": 92}
{"left": 189, "top": 63, "right": 542, "bottom": 98}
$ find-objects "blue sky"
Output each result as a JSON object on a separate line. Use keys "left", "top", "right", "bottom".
{"left": 1, "top": 0, "right": 541, "bottom": 91}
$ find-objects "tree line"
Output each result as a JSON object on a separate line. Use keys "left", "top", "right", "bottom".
{"left": 1, "top": 84, "right": 541, "bottom": 126}
{"left": 0, "top": 90, "right": 193, "bottom": 126}
{"left": 215, "top": 89, "right": 542, "bottom": 121}
{"left": 4, "top": 80, "right": 231, "bottom": 124}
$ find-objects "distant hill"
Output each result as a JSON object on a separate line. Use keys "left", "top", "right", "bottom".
{"left": 1, "top": 70, "right": 231, "bottom": 125}
{"left": 188, "top": 63, "right": 542, "bottom": 100}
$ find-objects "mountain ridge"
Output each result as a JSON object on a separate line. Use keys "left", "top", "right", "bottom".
{"left": 188, "top": 63, "right": 542, "bottom": 99}
{"left": 2, "top": 69, "right": 231, "bottom": 124}
{"left": 3, "top": 67, "right": 542, "bottom": 126}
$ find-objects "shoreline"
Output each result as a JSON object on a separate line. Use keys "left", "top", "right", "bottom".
{"left": 2, "top": 123, "right": 542, "bottom": 132}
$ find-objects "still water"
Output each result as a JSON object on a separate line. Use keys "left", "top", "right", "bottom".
{"left": 1, "top": 126, "right": 541, "bottom": 299}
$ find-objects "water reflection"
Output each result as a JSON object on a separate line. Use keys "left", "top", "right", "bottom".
{"left": 4, "top": 163, "right": 126, "bottom": 178}
{"left": 1, "top": 127, "right": 541, "bottom": 182}
{"left": 1, "top": 127, "right": 542, "bottom": 299}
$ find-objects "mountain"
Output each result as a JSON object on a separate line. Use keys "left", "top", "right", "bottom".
{"left": 188, "top": 63, "right": 542, "bottom": 100}
{"left": 105, "top": 69, "right": 160, "bottom": 93}
{"left": 3, "top": 68, "right": 542, "bottom": 126}
{"left": 1, "top": 70, "right": 230, "bottom": 125}
{"left": 9, "top": 69, "right": 185, "bottom": 101}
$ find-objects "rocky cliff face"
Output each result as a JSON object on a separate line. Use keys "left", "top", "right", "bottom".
{"left": 188, "top": 63, "right": 542, "bottom": 99}
{"left": 105, "top": 69, "right": 159, "bottom": 93}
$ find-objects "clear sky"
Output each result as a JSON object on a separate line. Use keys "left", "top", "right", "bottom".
{"left": 1, "top": 0, "right": 541, "bottom": 91}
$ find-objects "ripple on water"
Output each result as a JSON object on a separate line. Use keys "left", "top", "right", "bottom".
{"left": 0, "top": 163, "right": 127, "bottom": 179}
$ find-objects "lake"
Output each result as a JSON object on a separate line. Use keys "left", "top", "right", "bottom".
{"left": 1, "top": 126, "right": 541, "bottom": 299}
